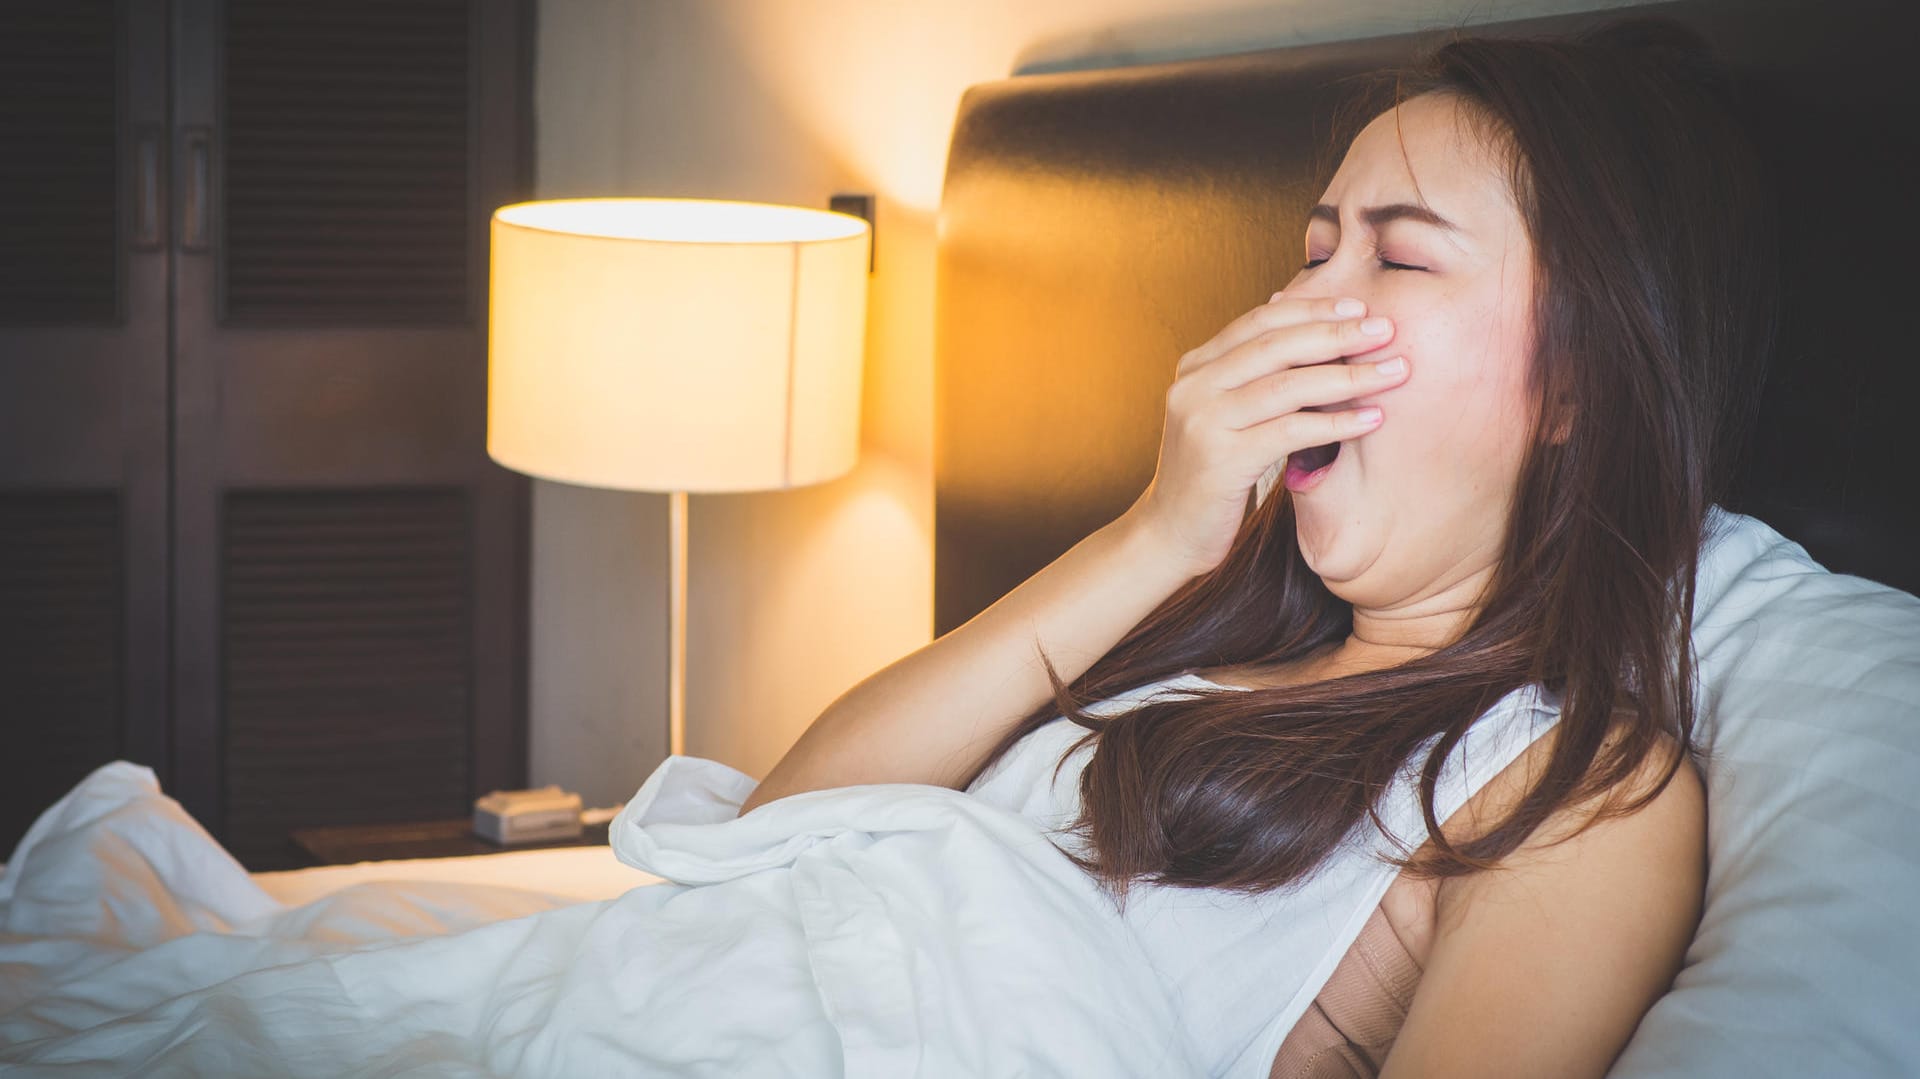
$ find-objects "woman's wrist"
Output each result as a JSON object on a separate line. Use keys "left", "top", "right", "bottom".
{"left": 1105, "top": 506, "right": 1208, "bottom": 589}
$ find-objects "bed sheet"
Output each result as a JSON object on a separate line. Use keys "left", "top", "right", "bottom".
{"left": 3, "top": 842, "right": 664, "bottom": 911}
{"left": 246, "top": 844, "right": 665, "bottom": 907}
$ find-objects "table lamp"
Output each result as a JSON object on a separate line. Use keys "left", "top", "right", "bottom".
{"left": 487, "top": 196, "right": 871, "bottom": 759}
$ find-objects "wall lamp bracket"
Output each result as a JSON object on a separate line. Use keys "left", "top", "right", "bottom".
{"left": 829, "top": 192, "right": 875, "bottom": 274}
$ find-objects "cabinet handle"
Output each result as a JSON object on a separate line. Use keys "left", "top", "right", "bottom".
{"left": 180, "top": 127, "right": 211, "bottom": 253}
{"left": 131, "top": 127, "right": 162, "bottom": 251}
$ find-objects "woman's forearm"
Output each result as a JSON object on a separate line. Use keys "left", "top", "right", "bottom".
{"left": 735, "top": 510, "right": 1196, "bottom": 816}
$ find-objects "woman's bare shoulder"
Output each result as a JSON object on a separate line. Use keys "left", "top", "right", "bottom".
{"left": 1381, "top": 717, "right": 1702, "bottom": 963}
{"left": 1379, "top": 724, "right": 1706, "bottom": 1078}
{"left": 1436, "top": 718, "right": 1702, "bottom": 880}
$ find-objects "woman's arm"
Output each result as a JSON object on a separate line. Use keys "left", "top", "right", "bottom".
{"left": 1378, "top": 733, "right": 1708, "bottom": 1078}
{"left": 738, "top": 296, "right": 1399, "bottom": 817}
{"left": 735, "top": 509, "right": 1197, "bottom": 816}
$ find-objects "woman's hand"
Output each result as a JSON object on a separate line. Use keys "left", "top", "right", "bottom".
{"left": 1119, "top": 292, "right": 1407, "bottom": 579}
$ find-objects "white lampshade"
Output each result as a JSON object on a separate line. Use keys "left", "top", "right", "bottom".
{"left": 487, "top": 197, "right": 870, "bottom": 492}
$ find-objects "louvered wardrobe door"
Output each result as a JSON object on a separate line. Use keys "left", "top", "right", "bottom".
{"left": 0, "top": 0, "right": 170, "bottom": 859}
{"left": 169, "top": 0, "right": 533, "bottom": 869}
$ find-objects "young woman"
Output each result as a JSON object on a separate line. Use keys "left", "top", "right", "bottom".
{"left": 743, "top": 15, "right": 1777, "bottom": 1078}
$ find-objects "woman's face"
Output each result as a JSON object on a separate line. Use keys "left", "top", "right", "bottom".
{"left": 1280, "top": 92, "right": 1539, "bottom": 617}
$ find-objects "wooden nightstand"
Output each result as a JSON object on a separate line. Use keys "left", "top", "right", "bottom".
{"left": 290, "top": 817, "right": 612, "bottom": 867}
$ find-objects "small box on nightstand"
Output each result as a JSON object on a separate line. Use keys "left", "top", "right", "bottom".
{"left": 472, "top": 786, "right": 583, "bottom": 844}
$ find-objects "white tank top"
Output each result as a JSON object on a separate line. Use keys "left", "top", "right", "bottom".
{"left": 965, "top": 670, "right": 1563, "bottom": 1078}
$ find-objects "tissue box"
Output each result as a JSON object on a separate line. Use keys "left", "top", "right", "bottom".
{"left": 473, "top": 785, "right": 583, "bottom": 844}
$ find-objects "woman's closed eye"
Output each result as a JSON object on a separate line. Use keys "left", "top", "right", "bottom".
{"left": 1299, "top": 255, "right": 1427, "bottom": 272}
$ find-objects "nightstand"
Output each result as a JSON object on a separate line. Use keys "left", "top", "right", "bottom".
{"left": 290, "top": 817, "right": 612, "bottom": 867}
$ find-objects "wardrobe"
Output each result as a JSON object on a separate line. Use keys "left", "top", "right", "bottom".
{"left": 0, "top": 0, "right": 535, "bottom": 870}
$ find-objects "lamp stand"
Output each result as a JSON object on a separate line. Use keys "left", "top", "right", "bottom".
{"left": 668, "top": 489, "right": 687, "bottom": 758}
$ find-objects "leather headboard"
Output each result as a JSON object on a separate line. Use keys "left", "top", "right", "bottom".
{"left": 932, "top": 0, "right": 1919, "bottom": 635}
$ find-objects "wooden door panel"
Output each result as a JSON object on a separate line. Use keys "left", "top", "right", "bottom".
{"left": 0, "top": 0, "right": 170, "bottom": 858}
{"left": 219, "top": 0, "right": 473, "bottom": 326}
{"left": 220, "top": 488, "right": 474, "bottom": 866}
{"left": 219, "top": 335, "right": 481, "bottom": 481}
{"left": 170, "top": 0, "right": 530, "bottom": 868}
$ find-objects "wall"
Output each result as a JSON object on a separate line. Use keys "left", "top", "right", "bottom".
{"left": 527, "top": 0, "right": 1650, "bottom": 808}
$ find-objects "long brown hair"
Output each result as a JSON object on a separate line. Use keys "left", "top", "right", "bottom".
{"left": 962, "top": 16, "right": 1780, "bottom": 910}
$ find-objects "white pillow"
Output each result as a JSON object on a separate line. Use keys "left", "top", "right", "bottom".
{"left": 1609, "top": 507, "right": 1920, "bottom": 1076}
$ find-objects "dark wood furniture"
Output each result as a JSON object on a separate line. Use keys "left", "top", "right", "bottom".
{"left": 290, "top": 818, "right": 612, "bottom": 868}
{"left": 0, "top": 0, "right": 536, "bottom": 870}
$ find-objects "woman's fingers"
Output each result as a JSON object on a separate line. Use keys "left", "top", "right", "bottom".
{"left": 1243, "top": 403, "right": 1386, "bottom": 460}
{"left": 1123, "top": 294, "right": 1400, "bottom": 579}
{"left": 1202, "top": 312, "right": 1396, "bottom": 392}
{"left": 1174, "top": 294, "right": 1367, "bottom": 378}
{"left": 1216, "top": 352, "right": 1409, "bottom": 430}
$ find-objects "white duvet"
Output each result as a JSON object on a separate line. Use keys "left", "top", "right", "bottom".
{"left": 0, "top": 749, "right": 1207, "bottom": 1077}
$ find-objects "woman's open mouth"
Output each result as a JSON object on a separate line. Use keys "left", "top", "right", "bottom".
{"left": 1283, "top": 440, "right": 1340, "bottom": 492}
{"left": 1284, "top": 400, "right": 1354, "bottom": 493}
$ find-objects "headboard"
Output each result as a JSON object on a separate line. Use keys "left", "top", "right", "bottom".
{"left": 932, "top": 0, "right": 1919, "bottom": 636}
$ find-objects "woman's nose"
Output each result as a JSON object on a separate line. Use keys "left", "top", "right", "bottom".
{"left": 1281, "top": 259, "right": 1371, "bottom": 306}
{"left": 1309, "top": 260, "right": 1373, "bottom": 301}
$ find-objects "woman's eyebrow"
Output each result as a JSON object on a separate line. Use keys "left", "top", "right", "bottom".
{"left": 1309, "top": 202, "right": 1462, "bottom": 234}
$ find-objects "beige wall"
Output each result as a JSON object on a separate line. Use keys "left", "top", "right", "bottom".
{"left": 527, "top": 0, "right": 1648, "bottom": 808}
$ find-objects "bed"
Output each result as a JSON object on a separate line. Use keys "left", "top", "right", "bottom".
{"left": 282, "top": 0, "right": 1918, "bottom": 1068}
{"left": 927, "top": 0, "right": 1920, "bottom": 1074}
{"left": 247, "top": 846, "right": 659, "bottom": 909}
{"left": 6, "top": 0, "right": 1919, "bottom": 1075}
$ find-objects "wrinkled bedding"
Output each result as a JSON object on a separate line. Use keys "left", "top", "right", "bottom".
{"left": 0, "top": 754, "right": 1205, "bottom": 1077}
